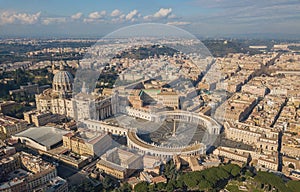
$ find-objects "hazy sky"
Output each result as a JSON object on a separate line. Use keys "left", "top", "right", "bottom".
{"left": 0, "top": 0, "right": 300, "bottom": 38}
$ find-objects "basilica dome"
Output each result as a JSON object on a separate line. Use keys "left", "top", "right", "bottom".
{"left": 53, "top": 68, "right": 73, "bottom": 93}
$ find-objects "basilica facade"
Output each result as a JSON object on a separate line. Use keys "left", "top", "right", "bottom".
{"left": 35, "top": 63, "right": 118, "bottom": 121}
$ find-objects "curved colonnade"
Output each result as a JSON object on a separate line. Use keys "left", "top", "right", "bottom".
{"left": 83, "top": 110, "right": 222, "bottom": 158}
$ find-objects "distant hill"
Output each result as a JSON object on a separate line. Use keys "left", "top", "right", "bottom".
{"left": 202, "top": 40, "right": 262, "bottom": 57}
{"left": 114, "top": 44, "right": 179, "bottom": 60}
{"left": 113, "top": 40, "right": 270, "bottom": 59}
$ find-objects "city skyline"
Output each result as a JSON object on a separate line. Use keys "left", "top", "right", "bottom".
{"left": 1, "top": 1, "right": 300, "bottom": 191}
{"left": 0, "top": 0, "right": 300, "bottom": 38}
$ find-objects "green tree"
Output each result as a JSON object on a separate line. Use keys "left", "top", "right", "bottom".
{"left": 287, "top": 180, "right": 300, "bottom": 192}
{"left": 216, "top": 168, "right": 230, "bottom": 179}
{"left": 156, "top": 182, "right": 167, "bottom": 191}
{"left": 183, "top": 176, "right": 198, "bottom": 189}
{"left": 230, "top": 166, "right": 241, "bottom": 177}
{"left": 116, "top": 182, "right": 131, "bottom": 192}
{"left": 166, "top": 180, "right": 175, "bottom": 192}
{"left": 245, "top": 170, "right": 254, "bottom": 177}
{"left": 147, "top": 184, "right": 157, "bottom": 192}
{"left": 102, "top": 176, "right": 113, "bottom": 190}
{"left": 175, "top": 178, "right": 185, "bottom": 189}
{"left": 83, "top": 180, "right": 95, "bottom": 192}
{"left": 134, "top": 181, "right": 148, "bottom": 192}
{"left": 254, "top": 171, "right": 289, "bottom": 192}
{"left": 198, "top": 180, "right": 212, "bottom": 191}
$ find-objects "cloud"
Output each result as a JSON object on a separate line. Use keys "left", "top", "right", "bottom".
{"left": 83, "top": 18, "right": 104, "bottom": 23}
{"left": 111, "top": 9, "right": 121, "bottom": 17}
{"left": 190, "top": 0, "right": 300, "bottom": 25}
{"left": 0, "top": 11, "right": 41, "bottom": 25}
{"left": 88, "top": 11, "right": 106, "bottom": 19}
{"left": 166, "top": 21, "right": 191, "bottom": 26}
{"left": 119, "top": 14, "right": 126, "bottom": 19}
{"left": 144, "top": 8, "right": 172, "bottom": 20}
{"left": 192, "top": 0, "right": 300, "bottom": 10}
{"left": 153, "top": 8, "right": 172, "bottom": 18}
{"left": 42, "top": 17, "right": 66, "bottom": 25}
{"left": 71, "top": 12, "right": 83, "bottom": 20}
{"left": 168, "top": 14, "right": 177, "bottom": 19}
{"left": 84, "top": 10, "right": 106, "bottom": 23}
{"left": 111, "top": 13, "right": 126, "bottom": 23}
{"left": 15, "top": 12, "right": 41, "bottom": 24}
{"left": 126, "top": 9, "right": 138, "bottom": 21}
